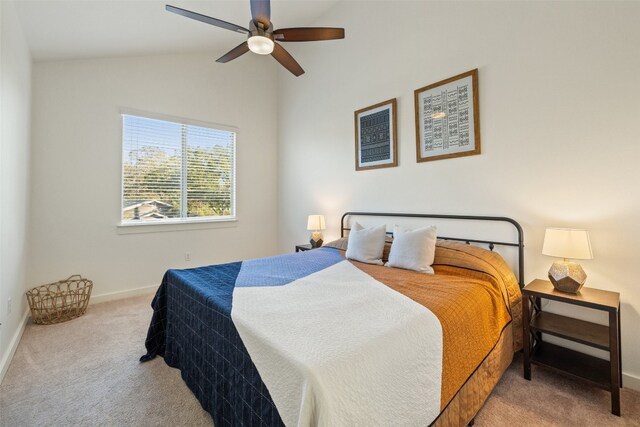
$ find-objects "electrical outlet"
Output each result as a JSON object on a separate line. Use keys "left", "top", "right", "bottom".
{"left": 8, "top": 298, "right": 12, "bottom": 315}
{"left": 185, "top": 252, "right": 191, "bottom": 261}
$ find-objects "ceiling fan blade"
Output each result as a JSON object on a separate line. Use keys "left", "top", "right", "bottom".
{"left": 273, "top": 27, "right": 345, "bottom": 42}
{"left": 166, "top": 5, "right": 249, "bottom": 34}
{"left": 216, "top": 42, "right": 250, "bottom": 63}
{"left": 250, "top": 0, "right": 271, "bottom": 28}
{"left": 271, "top": 43, "right": 304, "bottom": 77}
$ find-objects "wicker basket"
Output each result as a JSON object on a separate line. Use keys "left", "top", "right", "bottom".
{"left": 26, "top": 275, "right": 93, "bottom": 325}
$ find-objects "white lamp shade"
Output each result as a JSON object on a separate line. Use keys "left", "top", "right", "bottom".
{"left": 542, "top": 228, "right": 593, "bottom": 260}
{"left": 307, "top": 215, "right": 326, "bottom": 231}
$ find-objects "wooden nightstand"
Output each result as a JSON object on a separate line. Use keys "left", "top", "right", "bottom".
{"left": 295, "top": 244, "right": 313, "bottom": 252}
{"left": 523, "top": 279, "right": 621, "bottom": 415}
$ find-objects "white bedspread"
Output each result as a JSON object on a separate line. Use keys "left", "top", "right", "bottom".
{"left": 231, "top": 260, "right": 443, "bottom": 426}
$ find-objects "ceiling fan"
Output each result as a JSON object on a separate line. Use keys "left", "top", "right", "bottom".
{"left": 166, "top": 0, "right": 345, "bottom": 77}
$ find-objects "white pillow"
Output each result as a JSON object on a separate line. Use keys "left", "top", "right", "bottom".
{"left": 345, "top": 222, "right": 387, "bottom": 265}
{"left": 386, "top": 225, "right": 437, "bottom": 273}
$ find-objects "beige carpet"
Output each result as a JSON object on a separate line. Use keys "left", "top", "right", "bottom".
{"left": 1, "top": 294, "right": 639, "bottom": 427}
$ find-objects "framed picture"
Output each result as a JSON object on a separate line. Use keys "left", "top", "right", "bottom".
{"left": 354, "top": 98, "right": 398, "bottom": 171}
{"left": 414, "top": 69, "right": 480, "bottom": 163}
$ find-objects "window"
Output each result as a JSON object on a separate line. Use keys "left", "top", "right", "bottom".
{"left": 121, "top": 114, "right": 235, "bottom": 224}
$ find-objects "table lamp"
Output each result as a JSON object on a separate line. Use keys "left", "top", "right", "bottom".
{"left": 542, "top": 228, "right": 593, "bottom": 293}
{"left": 307, "top": 215, "right": 326, "bottom": 248}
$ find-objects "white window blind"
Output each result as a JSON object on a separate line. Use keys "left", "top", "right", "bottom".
{"left": 121, "top": 114, "right": 235, "bottom": 224}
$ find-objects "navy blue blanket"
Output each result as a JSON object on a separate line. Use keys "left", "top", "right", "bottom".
{"left": 141, "top": 261, "right": 284, "bottom": 426}
{"left": 141, "top": 248, "right": 344, "bottom": 426}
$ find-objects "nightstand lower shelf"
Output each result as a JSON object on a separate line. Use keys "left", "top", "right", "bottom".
{"left": 530, "top": 311, "right": 610, "bottom": 350}
{"left": 531, "top": 342, "right": 611, "bottom": 390}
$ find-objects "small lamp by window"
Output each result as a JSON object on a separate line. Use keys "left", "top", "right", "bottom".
{"left": 542, "top": 228, "right": 593, "bottom": 293}
{"left": 307, "top": 215, "right": 326, "bottom": 248}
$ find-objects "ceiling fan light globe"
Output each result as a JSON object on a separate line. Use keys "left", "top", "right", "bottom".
{"left": 248, "top": 35, "right": 274, "bottom": 55}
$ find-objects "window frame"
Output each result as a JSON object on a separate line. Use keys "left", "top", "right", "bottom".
{"left": 118, "top": 109, "right": 237, "bottom": 228}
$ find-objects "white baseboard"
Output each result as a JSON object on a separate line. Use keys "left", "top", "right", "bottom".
{"left": 623, "top": 372, "right": 640, "bottom": 392}
{"left": 0, "top": 308, "right": 30, "bottom": 385}
{"left": 0, "top": 285, "right": 158, "bottom": 385}
{"left": 90, "top": 284, "right": 159, "bottom": 305}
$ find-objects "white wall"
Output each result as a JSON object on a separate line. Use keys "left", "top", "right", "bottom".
{"left": 277, "top": 2, "right": 640, "bottom": 388}
{"left": 30, "top": 53, "right": 279, "bottom": 300}
{"left": 0, "top": 0, "right": 32, "bottom": 380}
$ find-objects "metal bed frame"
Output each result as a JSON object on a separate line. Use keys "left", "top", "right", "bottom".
{"left": 340, "top": 212, "right": 525, "bottom": 288}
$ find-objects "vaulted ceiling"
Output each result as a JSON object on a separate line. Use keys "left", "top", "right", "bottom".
{"left": 15, "top": 0, "right": 340, "bottom": 60}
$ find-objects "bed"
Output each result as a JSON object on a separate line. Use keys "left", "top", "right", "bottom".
{"left": 141, "top": 212, "right": 524, "bottom": 426}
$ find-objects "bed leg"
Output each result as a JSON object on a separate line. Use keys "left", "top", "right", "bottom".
{"left": 468, "top": 418, "right": 475, "bottom": 426}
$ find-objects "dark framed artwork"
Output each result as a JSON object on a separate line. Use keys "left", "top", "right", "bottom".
{"left": 354, "top": 98, "right": 398, "bottom": 171}
{"left": 414, "top": 69, "right": 480, "bottom": 162}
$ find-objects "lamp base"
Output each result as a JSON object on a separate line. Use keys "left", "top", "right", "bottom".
{"left": 310, "top": 232, "right": 323, "bottom": 248}
{"left": 548, "top": 260, "right": 587, "bottom": 293}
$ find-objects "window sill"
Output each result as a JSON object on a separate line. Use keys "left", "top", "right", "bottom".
{"left": 116, "top": 217, "right": 237, "bottom": 235}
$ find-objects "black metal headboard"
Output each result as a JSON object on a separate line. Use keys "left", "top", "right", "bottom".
{"left": 340, "top": 212, "right": 525, "bottom": 288}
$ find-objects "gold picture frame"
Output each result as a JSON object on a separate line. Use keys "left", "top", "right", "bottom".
{"left": 414, "top": 69, "right": 480, "bottom": 163}
{"left": 354, "top": 98, "right": 398, "bottom": 171}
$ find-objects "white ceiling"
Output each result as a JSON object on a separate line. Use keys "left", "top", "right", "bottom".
{"left": 15, "top": 0, "right": 341, "bottom": 61}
